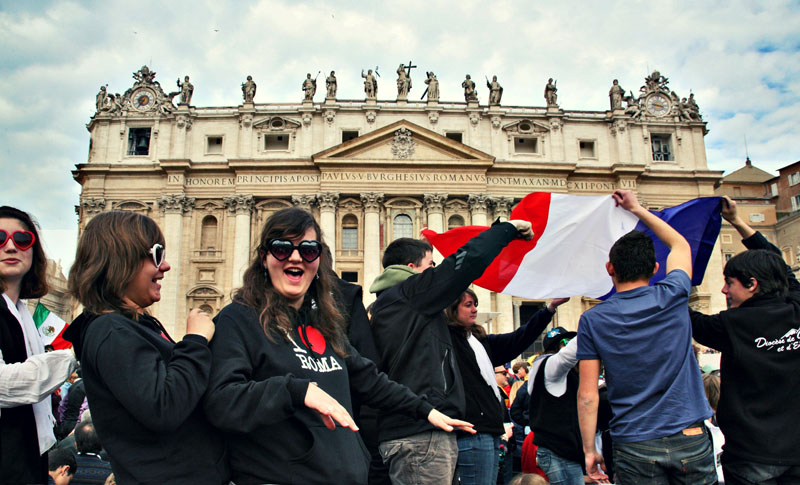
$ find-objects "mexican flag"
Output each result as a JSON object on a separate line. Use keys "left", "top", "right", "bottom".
{"left": 33, "top": 302, "right": 71, "bottom": 350}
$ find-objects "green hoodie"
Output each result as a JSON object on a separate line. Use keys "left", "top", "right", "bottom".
{"left": 369, "top": 264, "right": 417, "bottom": 294}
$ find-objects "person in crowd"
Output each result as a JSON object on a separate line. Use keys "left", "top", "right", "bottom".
{"left": 63, "top": 211, "right": 227, "bottom": 484}
{"left": 55, "top": 371, "right": 86, "bottom": 440}
{"left": 203, "top": 207, "right": 472, "bottom": 485}
{"left": 576, "top": 189, "right": 715, "bottom": 484}
{"left": 369, "top": 219, "right": 534, "bottom": 484}
{"left": 703, "top": 372, "right": 725, "bottom": 484}
{"left": 0, "top": 206, "right": 77, "bottom": 484}
{"left": 47, "top": 448, "right": 77, "bottom": 485}
{"left": 512, "top": 360, "right": 529, "bottom": 381}
{"left": 71, "top": 419, "right": 112, "bottom": 485}
{"left": 444, "top": 288, "right": 567, "bottom": 484}
{"left": 690, "top": 196, "right": 800, "bottom": 483}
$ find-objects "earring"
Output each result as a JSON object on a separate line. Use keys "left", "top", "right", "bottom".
{"left": 315, "top": 273, "right": 320, "bottom": 280}
{"left": 264, "top": 266, "right": 269, "bottom": 283}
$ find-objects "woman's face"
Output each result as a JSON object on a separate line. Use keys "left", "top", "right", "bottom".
{"left": 121, "top": 246, "right": 170, "bottom": 312}
{"left": 455, "top": 293, "right": 478, "bottom": 327}
{"left": 264, "top": 227, "right": 320, "bottom": 309}
{"left": 0, "top": 217, "right": 34, "bottom": 287}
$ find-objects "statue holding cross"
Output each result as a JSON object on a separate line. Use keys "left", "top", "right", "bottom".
{"left": 396, "top": 61, "right": 416, "bottom": 99}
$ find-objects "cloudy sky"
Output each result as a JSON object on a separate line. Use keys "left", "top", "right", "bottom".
{"left": 1, "top": 0, "right": 799, "bottom": 269}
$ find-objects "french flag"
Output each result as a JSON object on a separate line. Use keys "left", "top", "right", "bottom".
{"left": 422, "top": 193, "right": 722, "bottom": 299}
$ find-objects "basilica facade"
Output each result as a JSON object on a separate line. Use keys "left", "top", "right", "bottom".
{"left": 75, "top": 66, "right": 725, "bottom": 340}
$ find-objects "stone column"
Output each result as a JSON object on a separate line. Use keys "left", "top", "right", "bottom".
{"left": 224, "top": 194, "right": 254, "bottom": 291}
{"left": 468, "top": 194, "right": 493, "bottom": 319}
{"left": 79, "top": 198, "right": 106, "bottom": 227}
{"left": 489, "top": 196, "right": 516, "bottom": 333}
{"left": 292, "top": 194, "right": 316, "bottom": 212}
{"left": 361, "top": 192, "right": 384, "bottom": 306}
{"left": 423, "top": 193, "right": 448, "bottom": 264}
{"left": 157, "top": 194, "right": 195, "bottom": 337}
{"left": 317, "top": 192, "right": 339, "bottom": 266}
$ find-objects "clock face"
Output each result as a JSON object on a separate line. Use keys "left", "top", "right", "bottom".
{"left": 646, "top": 94, "right": 671, "bottom": 117}
{"left": 132, "top": 88, "right": 156, "bottom": 111}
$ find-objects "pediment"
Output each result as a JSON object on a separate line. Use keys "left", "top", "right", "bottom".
{"left": 253, "top": 116, "right": 302, "bottom": 131}
{"left": 313, "top": 120, "right": 494, "bottom": 166}
{"left": 502, "top": 119, "right": 550, "bottom": 135}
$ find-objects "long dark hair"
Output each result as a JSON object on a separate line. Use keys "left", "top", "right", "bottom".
{"left": 0, "top": 206, "right": 48, "bottom": 298}
{"left": 445, "top": 288, "right": 487, "bottom": 340}
{"left": 236, "top": 208, "right": 347, "bottom": 356}
{"left": 68, "top": 211, "right": 164, "bottom": 319}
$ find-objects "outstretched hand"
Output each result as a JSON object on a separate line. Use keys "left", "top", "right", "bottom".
{"left": 427, "top": 409, "right": 476, "bottom": 434}
{"left": 585, "top": 450, "right": 610, "bottom": 483}
{"left": 508, "top": 220, "right": 534, "bottom": 240}
{"left": 721, "top": 195, "right": 737, "bottom": 222}
{"left": 304, "top": 383, "right": 358, "bottom": 432}
{"left": 612, "top": 189, "right": 640, "bottom": 211}
{"left": 547, "top": 297, "right": 570, "bottom": 312}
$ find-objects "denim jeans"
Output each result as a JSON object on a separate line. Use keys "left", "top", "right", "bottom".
{"left": 536, "top": 446, "right": 584, "bottom": 485}
{"left": 454, "top": 433, "right": 500, "bottom": 485}
{"left": 722, "top": 456, "right": 800, "bottom": 485}
{"left": 379, "top": 430, "right": 458, "bottom": 485}
{"left": 613, "top": 426, "right": 717, "bottom": 484}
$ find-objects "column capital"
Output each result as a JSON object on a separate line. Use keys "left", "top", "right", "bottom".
{"left": 81, "top": 197, "right": 106, "bottom": 214}
{"left": 360, "top": 192, "right": 384, "bottom": 212}
{"left": 423, "top": 193, "right": 448, "bottom": 213}
{"left": 292, "top": 194, "right": 317, "bottom": 211}
{"left": 158, "top": 194, "right": 195, "bottom": 214}
{"left": 317, "top": 192, "right": 340, "bottom": 211}
{"left": 468, "top": 193, "right": 490, "bottom": 213}
{"left": 489, "top": 196, "right": 515, "bottom": 220}
{"left": 223, "top": 194, "right": 254, "bottom": 215}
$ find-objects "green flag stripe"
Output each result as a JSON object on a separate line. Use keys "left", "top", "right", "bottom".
{"left": 32, "top": 302, "right": 51, "bottom": 329}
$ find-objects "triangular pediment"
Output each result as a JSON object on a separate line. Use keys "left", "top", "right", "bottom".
{"left": 313, "top": 120, "right": 494, "bottom": 166}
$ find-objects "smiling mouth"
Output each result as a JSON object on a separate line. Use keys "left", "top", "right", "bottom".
{"left": 285, "top": 268, "right": 304, "bottom": 281}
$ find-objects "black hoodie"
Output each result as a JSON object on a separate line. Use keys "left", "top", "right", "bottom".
{"left": 64, "top": 312, "right": 228, "bottom": 485}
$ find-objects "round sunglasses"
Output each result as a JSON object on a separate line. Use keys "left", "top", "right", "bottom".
{"left": 0, "top": 229, "right": 36, "bottom": 251}
{"left": 263, "top": 239, "right": 322, "bottom": 263}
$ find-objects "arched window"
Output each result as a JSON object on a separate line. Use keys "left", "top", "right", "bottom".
{"left": 201, "top": 216, "right": 218, "bottom": 250}
{"left": 448, "top": 215, "right": 465, "bottom": 230}
{"left": 342, "top": 214, "right": 359, "bottom": 250}
{"left": 393, "top": 214, "right": 413, "bottom": 240}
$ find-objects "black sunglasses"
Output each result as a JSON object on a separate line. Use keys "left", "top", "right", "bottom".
{"left": 0, "top": 229, "right": 36, "bottom": 251}
{"left": 264, "top": 239, "right": 322, "bottom": 263}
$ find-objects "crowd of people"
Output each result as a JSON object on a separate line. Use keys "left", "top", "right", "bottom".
{"left": 1, "top": 189, "right": 798, "bottom": 485}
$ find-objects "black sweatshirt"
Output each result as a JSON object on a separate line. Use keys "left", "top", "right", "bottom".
{"left": 203, "top": 301, "right": 434, "bottom": 485}
{"left": 690, "top": 231, "right": 800, "bottom": 465}
{"left": 63, "top": 312, "right": 228, "bottom": 485}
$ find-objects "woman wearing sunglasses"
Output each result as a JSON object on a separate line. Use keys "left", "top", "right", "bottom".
{"left": 444, "top": 288, "right": 568, "bottom": 485}
{"left": 63, "top": 211, "right": 228, "bottom": 484}
{"left": 204, "top": 207, "right": 473, "bottom": 485}
{"left": 0, "top": 206, "right": 77, "bottom": 485}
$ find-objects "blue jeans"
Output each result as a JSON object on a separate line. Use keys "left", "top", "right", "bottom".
{"left": 455, "top": 433, "right": 500, "bottom": 485}
{"left": 379, "top": 430, "right": 458, "bottom": 485}
{"left": 613, "top": 426, "right": 717, "bottom": 484}
{"left": 536, "top": 446, "right": 584, "bottom": 485}
{"left": 722, "top": 456, "right": 800, "bottom": 485}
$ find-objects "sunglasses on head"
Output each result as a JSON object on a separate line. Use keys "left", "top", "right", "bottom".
{"left": 0, "top": 229, "right": 36, "bottom": 251}
{"left": 263, "top": 239, "right": 322, "bottom": 263}
{"left": 148, "top": 243, "right": 165, "bottom": 268}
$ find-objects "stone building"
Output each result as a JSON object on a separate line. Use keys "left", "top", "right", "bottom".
{"left": 75, "top": 66, "right": 725, "bottom": 340}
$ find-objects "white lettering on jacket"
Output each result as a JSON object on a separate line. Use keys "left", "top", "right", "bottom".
{"left": 754, "top": 328, "right": 800, "bottom": 352}
{"left": 287, "top": 334, "right": 343, "bottom": 373}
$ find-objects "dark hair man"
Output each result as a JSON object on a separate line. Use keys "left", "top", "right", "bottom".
{"left": 690, "top": 197, "right": 800, "bottom": 483}
{"left": 47, "top": 448, "right": 76, "bottom": 485}
{"left": 369, "top": 220, "right": 533, "bottom": 484}
{"left": 71, "top": 420, "right": 112, "bottom": 485}
{"left": 577, "top": 190, "right": 715, "bottom": 483}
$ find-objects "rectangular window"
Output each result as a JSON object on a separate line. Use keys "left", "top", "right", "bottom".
{"left": 771, "top": 183, "right": 778, "bottom": 196}
{"left": 793, "top": 195, "right": 800, "bottom": 211}
{"left": 725, "top": 253, "right": 733, "bottom": 262}
{"left": 651, "top": 134, "right": 672, "bottom": 161}
{"left": 749, "top": 213, "right": 765, "bottom": 223}
{"left": 342, "top": 131, "right": 359, "bottom": 143}
{"left": 446, "top": 132, "right": 463, "bottom": 143}
{"left": 790, "top": 173, "right": 800, "bottom": 186}
{"left": 206, "top": 136, "right": 223, "bottom": 154}
{"left": 341, "top": 271, "right": 358, "bottom": 283}
{"left": 579, "top": 140, "right": 596, "bottom": 158}
{"left": 127, "top": 128, "right": 151, "bottom": 156}
{"left": 264, "top": 134, "right": 289, "bottom": 151}
{"left": 342, "top": 227, "right": 358, "bottom": 250}
{"left": 721, "top": 234, "right": 732, "bottom": 244}
{"left": 514, "top": 137, "right": 538, "bottom": 154}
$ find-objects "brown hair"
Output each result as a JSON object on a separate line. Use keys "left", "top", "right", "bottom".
{"left": 68, "top": 211, "right": 164, "bottom": 319}
{"left": 703, "top": 372, "right": 721, "bottom": 412}
{"left": 0, "top": 206, "right": 48, "bottom": 298}
{"left": 445, "top": 288, "right": 486, "bottom": 339}
{"left": 236, "top": 208, "right": 348, "bottom": 356}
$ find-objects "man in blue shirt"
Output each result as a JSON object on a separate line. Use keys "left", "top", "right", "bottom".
{"left": 576, "top": 190, "right": 715, "bottom": 484}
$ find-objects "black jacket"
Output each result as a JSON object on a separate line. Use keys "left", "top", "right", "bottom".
{"left": 370, "top": 222, "right": 519, "bottom": 442}
{"left": 690, "top": 231, "right": 800, "bottom": 465}
{"left": 449, "top": 307, "right": 555, "bottom": 435}
{"left": 63, "top": 312, "right": 228, "bottom": 485}
{"left": 203, "top": 300, "right": 434, "bottom": 485}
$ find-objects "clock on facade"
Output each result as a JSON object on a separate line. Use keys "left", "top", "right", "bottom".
{"left": 645, "top": 93, "right": 671, "bottom": 117}
{"left": 132, "top": 88, "right": 156, "bottom": 111}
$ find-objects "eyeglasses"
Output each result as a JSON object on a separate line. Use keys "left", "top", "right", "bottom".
{"left": 264, "top": 239, "right": 322, "bottom": 263}
{"left": 0, "top": 230, "right": 36, "bottom": 251}
{"left": 148, "top": 243, "right": 165, "bottom": 268}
